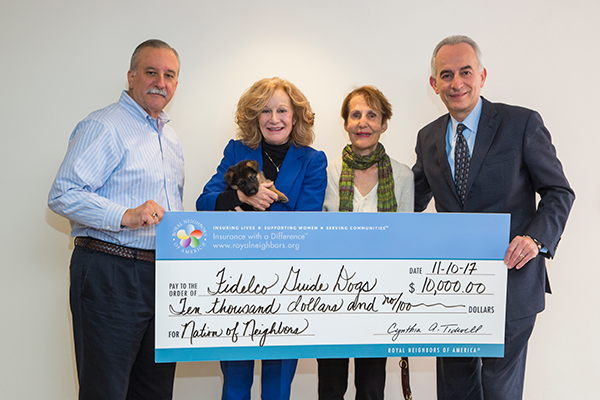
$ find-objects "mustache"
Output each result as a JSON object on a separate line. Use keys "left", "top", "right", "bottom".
{"left": 146, "top": 87, "right": 167, "bottom": 98}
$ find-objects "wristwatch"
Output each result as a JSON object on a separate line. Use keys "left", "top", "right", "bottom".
{"left": 523, "top": 235, "right": 543, "bottom": 251}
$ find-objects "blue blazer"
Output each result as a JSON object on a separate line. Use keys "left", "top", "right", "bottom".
{"left": 413, "top": 97, "right": 574, "bottom": 321}
{"left": 196, "top": 139, "right": 327, "bottom": 212}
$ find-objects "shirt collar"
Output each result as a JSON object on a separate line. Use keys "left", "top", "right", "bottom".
{"left": 450, "top": 96, "right": 483, "bottom": 138}
{"left": 119, "top": 90, "right": 171, "bottom": 130}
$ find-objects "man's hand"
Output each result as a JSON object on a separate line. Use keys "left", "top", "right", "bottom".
{"left": 121, "top": 200, "right": 165, "bottom": 228}
{"left": 237, "top": 182, "right": 278, "bottom": 211}
{"left": 504, "top": 235, "right": 539, "bottom": 269}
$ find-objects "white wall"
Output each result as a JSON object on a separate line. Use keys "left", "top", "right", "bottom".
{"left": 1, "top": 0, "right": 598, "bottom": 399}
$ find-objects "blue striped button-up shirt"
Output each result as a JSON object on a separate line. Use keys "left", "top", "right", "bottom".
{"left": 48, "top": 91, "right": 185, "bottom": 250}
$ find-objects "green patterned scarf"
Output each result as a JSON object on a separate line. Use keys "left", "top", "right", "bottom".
{"left": 339, "top": 143, "right": 397, "bottom": 212}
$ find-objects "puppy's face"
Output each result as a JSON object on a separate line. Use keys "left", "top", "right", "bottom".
{"left": 224, "top": 160, "right": 261, "bottom": 197}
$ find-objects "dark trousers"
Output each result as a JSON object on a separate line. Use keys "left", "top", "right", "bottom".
{"left": 437, "top": 314, "right": 537, "bottom": 400}
{"left": 70, "top": 246, "right": 176, "bottom": 400}
{"left": 317, "top": 358, "right": 387, "bottom": 400}
{"left": 220, "top": 359, "right": 298, "bottom": 400}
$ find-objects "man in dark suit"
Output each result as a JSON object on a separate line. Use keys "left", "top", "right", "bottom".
{"left": 412, "top": 35, "right": 574, "bottom": 400}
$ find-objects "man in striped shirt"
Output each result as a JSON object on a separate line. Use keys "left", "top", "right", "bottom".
{"left": 48, "top": 39, "right": 184, "bottom": 400}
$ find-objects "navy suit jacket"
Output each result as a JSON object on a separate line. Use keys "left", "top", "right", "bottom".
{"left": 413, "top": 97, "right": 574, "bottom": 321}
{"left": 196, "top": 139, "right": 327, "bottom": 212}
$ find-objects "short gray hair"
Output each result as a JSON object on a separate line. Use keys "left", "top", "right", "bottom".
{"left": 130, "top": 39, "right": 180, "bottom": 74}
{"left": 430, "top": 35, "right": 483, "bottom": 77}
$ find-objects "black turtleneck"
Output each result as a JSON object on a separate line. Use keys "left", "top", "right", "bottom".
{"left": 261, "top": 140, "right": 291, "bottom": 181}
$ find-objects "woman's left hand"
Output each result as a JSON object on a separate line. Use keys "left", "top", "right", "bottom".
{"left": 237, "top": 182, "right": 278, "bottom": 211}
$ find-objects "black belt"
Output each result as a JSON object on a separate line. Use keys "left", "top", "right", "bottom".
{"left": 74, "top": 237, "right": 155, "bottom": 263}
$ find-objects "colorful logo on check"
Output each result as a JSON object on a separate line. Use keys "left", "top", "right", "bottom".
{"left": 177, "top": 224, "right": 203, "bottom": 248}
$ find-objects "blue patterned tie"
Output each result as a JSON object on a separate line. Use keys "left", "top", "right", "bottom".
{"left": 454, "top": 124, "right": 470, "bottom": 205}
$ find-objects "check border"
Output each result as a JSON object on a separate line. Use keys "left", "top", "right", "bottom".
{"left": 155, "top": 212, "right": 510, "bottom": 362}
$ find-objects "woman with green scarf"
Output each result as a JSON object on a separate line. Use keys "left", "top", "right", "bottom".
{"left": 318, "top": 86, "right": 414, "bottom": 400}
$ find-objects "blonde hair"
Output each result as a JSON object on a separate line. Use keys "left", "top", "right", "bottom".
{"left": 235, "top": 77, "right": 315, "bottom": 149}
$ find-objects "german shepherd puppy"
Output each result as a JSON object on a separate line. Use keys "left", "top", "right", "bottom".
{"left": 224, "top": 160, "right": 289, "bottom": 207}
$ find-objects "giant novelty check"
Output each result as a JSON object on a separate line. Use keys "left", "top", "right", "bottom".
{"left": 155, "top": 212, "right": 509, "bottom": 362}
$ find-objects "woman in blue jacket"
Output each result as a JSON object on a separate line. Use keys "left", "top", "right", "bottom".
{"left": 196, "top": 77, "right": 327, "bottom": 400}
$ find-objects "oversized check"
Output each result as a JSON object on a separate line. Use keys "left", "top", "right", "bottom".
{"left": 155, "top": 212, "right": 509, "bottom": 362}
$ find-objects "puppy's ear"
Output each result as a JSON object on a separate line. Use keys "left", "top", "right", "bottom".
{"left": 224, "top": 168, "right": 235, "bottom": 186}
{"left": 247, "top": 159, "right": 260, "bottom": 173}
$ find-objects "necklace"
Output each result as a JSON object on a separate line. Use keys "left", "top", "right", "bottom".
{"left": 264, "top": 150, "right": 282, "bottom": 172}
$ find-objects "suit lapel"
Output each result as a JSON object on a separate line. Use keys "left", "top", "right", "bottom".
{"left": 433, "top": 115, "right": 458, "bottom": 201}
{"left": 247, "top": 143, "right": 263, "bottom": 168}
{"left": 466, "top": 98, "right": 499, "bottom": 198}
{"left": 274, "top": 144, "right": 305, "bottom": 195}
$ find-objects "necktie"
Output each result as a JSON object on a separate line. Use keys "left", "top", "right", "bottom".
{"left": 454, "top": 123, "right": 470, "bottom": 205}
